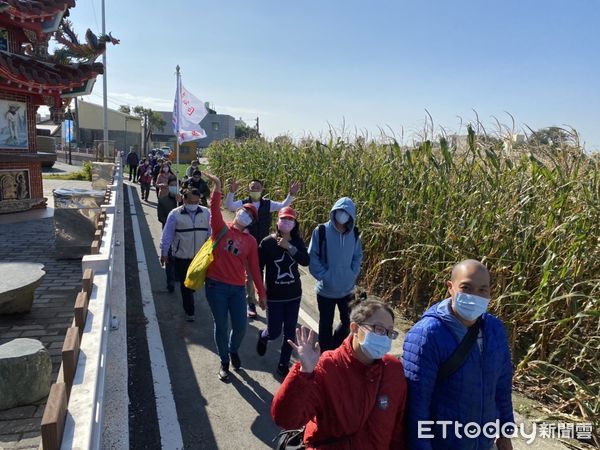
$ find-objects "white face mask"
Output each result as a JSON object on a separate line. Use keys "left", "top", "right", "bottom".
{"left": 335, "top": 210, "right": 350, "bottom": 224}
{"left": 236, "top": 210, "right": 253, "bottom": 227}
{"left": 184, "top": 204, "right": 199, "bottom": 213}
{"left": 453, "top": 291, "right": 490, "bottom": 321}
{"left": 360, "top": 330, "right": 392, "bottom": 359}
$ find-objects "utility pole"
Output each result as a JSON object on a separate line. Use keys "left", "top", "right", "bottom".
{"left": 142, "top": 112, "right": 148, "bottom": 154}
{"left": 74, "top": 97, "right": 80, "bottom": 152}
{"left": 101, "top": 0, "right": 108, "bottom": 161}
{"left": 256, "top": 116, "right": 260, "bottom": 136}
{"left": 67, "top": 108, "right": 72, "bottom": 165}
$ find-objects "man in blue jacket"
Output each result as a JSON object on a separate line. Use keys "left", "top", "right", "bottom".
{"left": 402, "top": 259, "right": 514, "bottom": 450}
{"left": 308, "top": 197, "right": 363, "bottom": 351}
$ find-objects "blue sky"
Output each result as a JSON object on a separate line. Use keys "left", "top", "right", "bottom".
{"left": 68, "top": 0, "right": 599, "bottom": 150}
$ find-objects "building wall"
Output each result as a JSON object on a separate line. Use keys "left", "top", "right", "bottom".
{"left": 198, "top": 115, "right": 235, "bottom": 148}
{"left": 78, "top": 128, "right": 141, "bottom": 153}
{"left": 75, "top": 100, "right": 142, "bottom": 152}
{"left": 154, "top": 111, "right": 235, "bottom": 149}
{"left": 77, "top": 100, "right": 142, "bottom": 133}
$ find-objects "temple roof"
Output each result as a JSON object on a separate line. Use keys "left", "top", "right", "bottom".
{"left": 0, "top": 50, "right": 103, "bottom": 96}
{"left": 0, "top": 0, "right": 74, "bottom": 35}
{"left": 0, "top": 0, "right": 75, "bottom": 19}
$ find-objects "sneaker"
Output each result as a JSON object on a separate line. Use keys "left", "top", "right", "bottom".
{"left": 276, "top": 364, "right": 289, "bottom": 378}
{"left": 218, "top": 362, "right": 230, "bottom": 382}
{"left": 256, "top": 329, "right": 267, "bottom": 356}
{"left": 185, "top": 314, "right": 195, "bottom": 322}
{"left": 247, "top": 303, "right": 257, "bottom": 319}
{"left": 229, "top": 352, "right": 241, "bottom": 370}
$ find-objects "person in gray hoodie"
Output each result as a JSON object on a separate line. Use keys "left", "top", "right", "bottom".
{"left": 308, "top": 197, "right": 363, "bottom": 351}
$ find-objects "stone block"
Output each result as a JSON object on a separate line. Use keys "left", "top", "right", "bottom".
{"left": 0, "top": 339, "right": 52, "bottom": 410}
{"left": 0, "top": 263, "right": 45, "bottom": 314}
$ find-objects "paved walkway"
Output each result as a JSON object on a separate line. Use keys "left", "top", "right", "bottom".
{"left": 0, "top": 179, "right": 91, "bottom": 449}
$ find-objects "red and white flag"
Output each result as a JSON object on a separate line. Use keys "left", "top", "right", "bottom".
{"left": 172, "top": 75, "right": 208, "bottom": 144}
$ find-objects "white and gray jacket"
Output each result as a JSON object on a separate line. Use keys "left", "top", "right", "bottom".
{"left": 160, "top": 205, "right": 211, "bottom": 259}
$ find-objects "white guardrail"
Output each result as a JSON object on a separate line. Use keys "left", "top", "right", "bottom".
{"left": 58, "top": 162, "right": 125, "bottom": 450}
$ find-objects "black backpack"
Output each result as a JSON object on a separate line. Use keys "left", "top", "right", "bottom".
{"left": 317, "top": 223, "right": 360, "bottom": 264}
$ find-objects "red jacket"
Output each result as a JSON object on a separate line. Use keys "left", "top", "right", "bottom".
{"left": 271, "top": 336, "right": 407, "bottom": 450}
{"left": 206, "top": 191, "right": 266, "bottom": 299}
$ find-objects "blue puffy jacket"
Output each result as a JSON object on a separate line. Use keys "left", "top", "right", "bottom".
{"left": 308, "top": 197, "right": 363, "bottom": 299}
{"left": 402, "top": 300, "right": 514, "bottom": 450}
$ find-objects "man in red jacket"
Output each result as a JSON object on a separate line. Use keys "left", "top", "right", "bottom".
{"left": 272, "top": 300, "right": 407, "bottom": 449}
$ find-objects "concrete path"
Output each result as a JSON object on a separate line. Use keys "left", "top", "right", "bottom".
{"left": 125, "top": 180, "right": 585, "bottom": 450}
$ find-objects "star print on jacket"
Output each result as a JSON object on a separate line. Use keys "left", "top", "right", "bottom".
{"left": 275, "top": 251, "right": 296, "bottom": 282}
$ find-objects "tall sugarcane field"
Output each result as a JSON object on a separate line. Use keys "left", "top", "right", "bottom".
{"left": 207, "top": 125, "right": 599, "bottom": 433}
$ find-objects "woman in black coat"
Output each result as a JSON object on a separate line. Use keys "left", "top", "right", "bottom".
{"left": 257, "top": 206, "right": 309, "bottom": 377}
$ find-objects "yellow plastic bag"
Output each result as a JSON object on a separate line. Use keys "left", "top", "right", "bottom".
{"left": 184, "top": 227, "right": 227, "bottom": 290}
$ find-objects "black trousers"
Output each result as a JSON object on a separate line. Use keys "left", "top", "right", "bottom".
{"left": 128, "top": 164, "right": 137, "bottom": 181}
{"left": 173, "top": 257, "right": 195, "bottom": 315}
{"left": 317, "top": 293, "right": 353, "bottom": 351}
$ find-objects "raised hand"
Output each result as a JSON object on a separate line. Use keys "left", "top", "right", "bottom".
{"left": 289, "top": 180, "right": 301, "bottom": 196}
{"left": 203, "top": 172, "right": 222, "bottom": 191}
{"left": 288, "top": 326, "right": 321, "bottom": 373}
{"left": 229, "top": 179, "right": 239, "bottom": 193}
{"left": 276, "top": 236, "right": 290, "bottom": 249}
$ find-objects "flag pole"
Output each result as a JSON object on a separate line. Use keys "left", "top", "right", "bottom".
{"left": 175, "top": 65, "right": 181, "bottom": 183}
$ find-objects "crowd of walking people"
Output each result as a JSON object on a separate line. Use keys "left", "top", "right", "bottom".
{"left": 127, "top": 152, "right": 515, "bottom": 449}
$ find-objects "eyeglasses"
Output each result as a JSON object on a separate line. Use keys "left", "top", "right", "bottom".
{"left": 360, "top": 323, "right": 399, "bottom": 340}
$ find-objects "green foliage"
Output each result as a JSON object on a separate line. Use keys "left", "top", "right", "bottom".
{"left": 43, "top": 161, "right": 93, "bottom": 181}
{"left": 207, "top": 135, "right": 600, "bottom": 428}
{"left": 120, "top": 105, "right": 166, "bottom": 132}
{"left": 81, "top": 161, "right": 93, "bottom": 181}
{"left": 235, "top": 123, "right": 260, "bottom": 140}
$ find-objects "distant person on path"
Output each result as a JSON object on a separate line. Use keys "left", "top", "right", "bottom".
{"left": 203, "top": 173, "right": 267, "bottom": 382}
{"left": 182, "top": 170, "right": 210, "bottom": 206}
{"left": 160, "top": 188, "right": 210, "bottom": 321}
{"left": 402, "top": 259, "right": 514, "bottom": 450}
{"left": 226, "top": 179, "right": 301, "bottom": 319}
{"left": 126, "top": 147, "right": 139, "bottom": 182}
{"left": 185, "top": 159, "right": 200, "bottom": 178}
{"left": 308, "top": 197, "right": 363, "bottom": 352}
{"left": 271, "top": 300, "right": 407, "bottom": 449}
{"left": 138, "top": 158, "right": 153, "bottom": 201}
{"left": 156, "top": 162, "right": 175, "bottom": 199}
{"left": 152, "top": 158, "right": 165, "bottom": 192}
{"left": 158, "top": 178, "right": 182, "bottom": 293}
{"left": 256, "top": 206, "right": 309, "bottom": 377}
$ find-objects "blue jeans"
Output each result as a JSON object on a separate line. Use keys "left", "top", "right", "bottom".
{"left": 261, "top": 298, "right": 301, "bottom": 366}
{"left": 206, "top": 278, "right": 247, "bottom": 364}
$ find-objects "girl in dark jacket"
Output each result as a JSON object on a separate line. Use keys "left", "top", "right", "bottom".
{"left": 257, "top": 206, "right": 309, "bottom": 377}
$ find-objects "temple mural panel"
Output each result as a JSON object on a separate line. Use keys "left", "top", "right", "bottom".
{"left": 0, "top": 100, "right": 28, "bottom": 149}
{"left": 0, "top": 169, "right": 30, "bottom": 201}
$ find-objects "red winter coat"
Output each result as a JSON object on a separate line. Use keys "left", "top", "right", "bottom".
{"left": 271, "top": 335, "right": 407, "bottom": 450}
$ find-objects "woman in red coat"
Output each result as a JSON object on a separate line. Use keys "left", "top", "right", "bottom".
{"left": 271, "top": 299, "right": 407, "bottom": 449}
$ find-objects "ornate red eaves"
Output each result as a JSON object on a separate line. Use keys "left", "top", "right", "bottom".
{"left": 0, "top": 0, "right": 75, "bottom": 36}
{"left": 0, "top": 50, "right": 103, "bottom": 97}
{"left": 0, "top": 0, "right": 75, "bottom": 20}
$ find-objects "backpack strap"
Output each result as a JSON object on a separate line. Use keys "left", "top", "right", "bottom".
{"left": 437, "top": 316, "right": 483, "bottom": 382}
{"left": 318, "top": 224, "right": 327, "bottom": 265}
